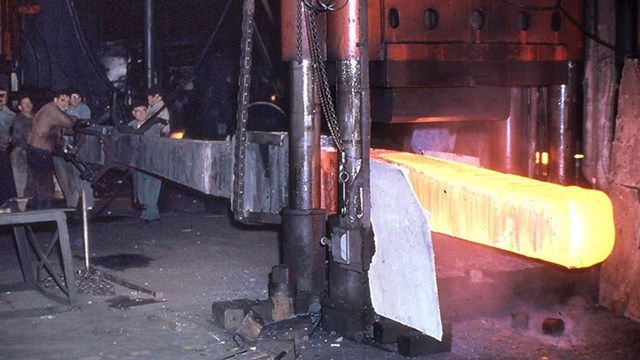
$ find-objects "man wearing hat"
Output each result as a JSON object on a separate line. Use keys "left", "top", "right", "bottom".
{"left": 128, "top": 95, "right": 166, "bottom": 222}
{"left": 146, "top": 85, "right": 170, "bottom": 136}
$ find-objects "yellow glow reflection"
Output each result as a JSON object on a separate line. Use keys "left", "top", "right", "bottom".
{"left": 170, "top": 131, "right": 184, "bottom": 139}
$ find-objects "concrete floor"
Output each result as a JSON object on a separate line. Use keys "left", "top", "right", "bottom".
{"left": 1, "top": 193, "right": 640, "bottom": 359}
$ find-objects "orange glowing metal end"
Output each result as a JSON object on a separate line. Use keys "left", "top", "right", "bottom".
{"left": 170, "top": 131, "right": 184, "bottom": 139}
{"left": 371, "top": 150, "right": 615, "bottom": 269}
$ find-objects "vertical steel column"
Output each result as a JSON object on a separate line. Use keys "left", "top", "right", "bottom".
{"left": 548, "top": 62, "right": 578, "bottom": 185}
{"left": 322, "top": 0, "right": 374, "bottom": 341}
{"left": 337, "top": 58, "right": 362, "bottom": 217}
{"left": 289, "top": 60, "right": 321, "bottom": 210}
{"left": 495, "top": 88, "right": 527, "bottom": 176}
{"left": 281, "top": 0, "right": 326, "bottom": 314}
{"left": 526, "top": 88, "right": 540, "bottom": 178}
{"left": 144, "top": 0, "right": 154, "bottom": 88}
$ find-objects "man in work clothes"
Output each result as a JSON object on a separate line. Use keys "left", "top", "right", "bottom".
{"left": 54, "top": 87, "right": 95, "bottom": 210}
{"left": 10, "top": 94, "right": 34, "bottom": 198}
{"left": 129, "top": 91, "right": 169, "bottom": 222}
{"left": 0, "top": 86, "right": 16, "bottom": 205}
{"left": 26, "top": 89, "right": 84, "bottom": 209}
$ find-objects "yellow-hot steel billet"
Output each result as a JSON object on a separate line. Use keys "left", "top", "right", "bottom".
{"left": 372, "top": 150, "right": 615, "bottom": 269}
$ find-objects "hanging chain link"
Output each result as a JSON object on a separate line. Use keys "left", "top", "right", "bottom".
{"left": 303, "top": 3, "right": 350, "bottom": 216}
{"left": 298, "top": 1, "right": 349, "bottom": 216}
{"left": 302, "top": 3, "right": 344, "bottom": 155}
{"left": 296, "top": 0, "right": 304, "bottom": 64}
{"left": 232, "top": 0, "right": 256, "bottom": 220}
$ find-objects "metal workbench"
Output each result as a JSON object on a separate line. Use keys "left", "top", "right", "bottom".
{"left": 0, "top": 207, "right": 77, "bottom": 309}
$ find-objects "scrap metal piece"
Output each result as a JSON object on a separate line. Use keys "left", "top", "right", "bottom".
{"left": 211, "top": 299, "right": 258, "bottom": 331}
{"left": 373, "top": 317, "right": 412, "bottom": 344}
{"left": 98, "top": 269, "right": 163, "bottom": 299}
{"left": 542, "top": 318, "right": 565, "bottom": 336}
{"left": 269, "top": 265, "right": 295, "bottom": 322}
{"left": 259, "top": 315, "right": 315, "bottom": 342}
{"left": 397, "top": 323, "right": 453, "bottom": 357}
{"left": 236, "top": 310, "right": 263, "bottom": 342}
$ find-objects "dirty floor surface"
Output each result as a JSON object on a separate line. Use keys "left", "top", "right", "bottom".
{"left": 1, "top": 200, "right": 640, "bottom": 360}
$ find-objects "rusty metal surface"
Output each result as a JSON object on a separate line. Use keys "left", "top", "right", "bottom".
{"left": 371, "top": 60, "right": 571, "bottom": 87}
{"left": 370, "top": 87, "right": 510, "bottom": 123}
{"left": 326, "top": 0, "right": 360, "bottom": 60}
{"left": 385, "top": 43, "right": 570, "bottom": 62}
{"left": 368, "top": 0, "right": 584, "bottom": 61}
{"left": 281, "top": 0, "right": 325, "bottom": 61}
{"left": 321, "top": 144, "right": 338, "bottom": 215}
{"left": 293, "top": 2, "right": 583, "bottom": 72}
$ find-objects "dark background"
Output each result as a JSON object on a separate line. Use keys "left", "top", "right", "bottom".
{"left": 13, "top": 0, "right": 284, "bottom": 139}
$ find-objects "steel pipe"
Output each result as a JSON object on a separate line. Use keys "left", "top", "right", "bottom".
{"left": 283, "top": 1, "right": 326, "bottom": 315}
{"left": 144, "top": 0, "right": 154, "bottom": 88}
{"left": 289, "top": 59, "right": 321, "bottom": 210}
{"left": 548, "top": 62, "right": 578, "bottom": 185}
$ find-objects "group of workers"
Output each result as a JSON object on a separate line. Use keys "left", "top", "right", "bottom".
{"left": 0, "top": 85, "right": 170, "bottom": 222}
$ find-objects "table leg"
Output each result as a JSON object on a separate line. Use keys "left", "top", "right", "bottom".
{"left": 55, "top": 216, "right": 77, "bottom": 305}
{"left": 13, "top": 225, "right": 35, "bottom": 286}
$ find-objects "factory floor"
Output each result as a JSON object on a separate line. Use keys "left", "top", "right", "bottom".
{"left": 1, "top": 190, "right": 640, "bottom": 360}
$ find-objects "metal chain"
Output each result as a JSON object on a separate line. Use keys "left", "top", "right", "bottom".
{"left": 232, "top": 0, "right": 256, "bottom": 221}
{"left": 296, "top": 0, "right": 303, "bottom": 64}
{"left": 303, "top": 4, "right": 344, "bottom": 154}
{"left": 302, "top": 2, "right": 350, "bottom": 215}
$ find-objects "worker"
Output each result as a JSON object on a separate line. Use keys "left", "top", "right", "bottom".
{"left": 25, "top": 89, "right": 87, "bottom": 209}
{"left": 0, "top": 86, "right": 16, "bottom": 205}
{"left": 128, "top": 98, "right": 163, "bottom": 222}
{"left": 67, "top": 88, "right": 91, "bottom": 120}
{"left": 53, "top": 87, "right": 95, "bottom": 210}
{"left": 10, "top": 94, "right": 34, "bottom": 198}
{"left": 146, "top": 85, "right": 171, "bottom": 136}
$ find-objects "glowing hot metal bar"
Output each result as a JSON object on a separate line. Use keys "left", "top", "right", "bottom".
{"left": 371, "top": 150, "right": 615, "bottom": 269}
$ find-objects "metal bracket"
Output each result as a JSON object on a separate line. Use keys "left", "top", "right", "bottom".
{"left": 328, "top": 227, "right": 361, "bottom": 265}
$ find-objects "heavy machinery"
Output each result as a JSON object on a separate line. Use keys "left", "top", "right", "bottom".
{"left": 3, "top": 0, "right": 618, "bottom": 355}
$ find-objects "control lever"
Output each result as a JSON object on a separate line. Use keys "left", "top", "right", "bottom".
{"left": 63, "top": 144, "right": 94, "bottom": 181}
